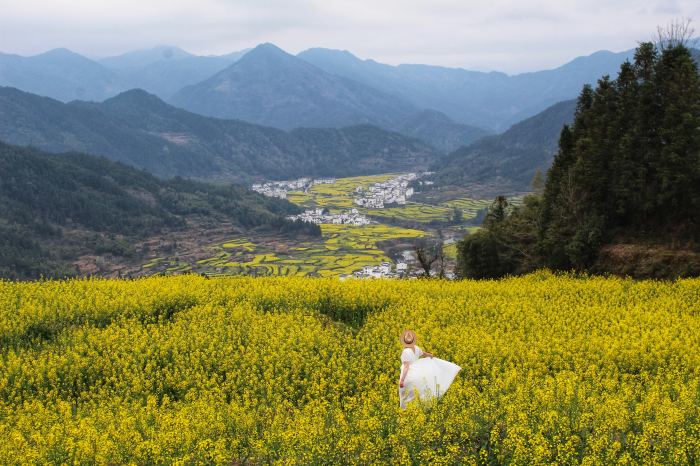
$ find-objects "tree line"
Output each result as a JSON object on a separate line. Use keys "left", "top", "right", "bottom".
{"left": 456, "top": 32, "right": 700, "bottom": 279}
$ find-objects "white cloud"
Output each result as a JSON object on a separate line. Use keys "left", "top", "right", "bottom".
{"left": 1, "top": 0, "right": 698, "bottom": 73}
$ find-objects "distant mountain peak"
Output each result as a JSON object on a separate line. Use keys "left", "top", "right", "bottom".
{"left": 36, "top": 48, "right": 87, "bottom": 60}
{"left": 107, "top": 88, "right": 157, "bottom": 100}
{"left": 297, "top": 47, "right": 368, "bottom": 66}
{"left": 147, "top": 45, "right": 190, "bottom": 57}
{"left": 300, "top": 47, "right": 358, "bottom": 58}
{"left": 102, "top": 88, "right": 168, "bottom": 109}
{"left": 211, "top": 42, "right": 309, "bottom": 77}
{"left": 242, "top": 43, "right": 291, "bottom": 61}
{"left": 253, "top": 42, "right": 285, "bottom": 52}
{"left": 40, "top": 47, "right": 74, "bottom": 55}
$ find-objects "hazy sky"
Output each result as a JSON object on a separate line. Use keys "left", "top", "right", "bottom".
{"left": 1, "top": 0, "right": 698, "bottom": 74}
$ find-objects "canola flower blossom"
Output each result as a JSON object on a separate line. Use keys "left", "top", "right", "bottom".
{"left": 0, "top": 271, "right": 699, "bottom": 464}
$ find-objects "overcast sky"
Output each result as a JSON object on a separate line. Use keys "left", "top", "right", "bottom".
{"left": 1, "top": 0, "right": 698, "bottom": 74}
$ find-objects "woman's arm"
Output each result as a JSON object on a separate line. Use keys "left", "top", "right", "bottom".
{"left": 399, "top": 362, "right": 410, "bottom": 387}
{"left": 421, "top": 351, "right": 434, "bottom": 358}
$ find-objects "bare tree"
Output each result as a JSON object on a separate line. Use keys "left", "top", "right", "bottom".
{"left": 414, "top": 236, "right": 443, "bottom": 277}
{"left": 435, "top": 244, "right": 447, "bottom": 278}
{"left": 656, "top": 17, "right": 696, "bottom": 51}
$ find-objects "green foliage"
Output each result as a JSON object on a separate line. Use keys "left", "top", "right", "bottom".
{"left": 540, "top": 41, "right": 700, "bottom": 269}
{"left": 0, "top": 87, "right": 439, "bottom": 182}
{"left": 457, "top": 195, "right": 541, "bottom": 278}
{"left": 530, "top": 169, "right": 545, "bottom": 192}
{"left": 456, "top": 230, "right": 510, "bottom": 279}
{"left": 456, "top": 41, "right": 700, "bottom": 279}
{"left": 0, "top": 141, "right": 318, "bottom": 279}
{"left": 432, "top": 100, "right": 576, "bottom": 190}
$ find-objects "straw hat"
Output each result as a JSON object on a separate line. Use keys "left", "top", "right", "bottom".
{"left": 401, "top": 329, "right": 417, "bottom": 348}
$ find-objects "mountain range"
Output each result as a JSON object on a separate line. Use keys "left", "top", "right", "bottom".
{"left": 170, "top": 43, "right": 489, "bottom": 152}
{"left": 298, "top": 47, "right": 634, "bottom": 131}
{"left": 0, "top": 46, "right": 245, "bottom": 102}
{"left": 0, "top": 86, "right": 439, "bottom": 181}
{"left": 98, "top": 45, "right": 250, "bottom": 99}
{"left": 1, "top": 42, "right": 652, "bottom": 150}
{"left": 2, "top": 43, "right": 695, "bottom": 192}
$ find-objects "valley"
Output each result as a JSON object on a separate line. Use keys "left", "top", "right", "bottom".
{"left": 3, "top": 8, "right": 700, "bottom": 464}
{"left": 132, "top": 173, "right": 509, "bottom": 279}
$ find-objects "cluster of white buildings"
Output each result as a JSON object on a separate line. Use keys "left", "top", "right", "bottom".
{"left": 286, "top": 208, "right": 371, "bottom": 226}
{"left": 252, "top": 177, "right": 336, "bottom": 199}
{"left": 354, "top": 173, "right": 418, "bottom": 208}
{"left": 340, "top": 261, "right": 410, "bottom": 280}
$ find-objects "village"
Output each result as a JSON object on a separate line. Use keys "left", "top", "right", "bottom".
{"left": 353, "top": 173, "right": 418, "bottom": 208}
{"left": 251, "top": 172, "right": 443, "bottom": 279}
{"left": 251, "top": 173, "right": 428, "bottom": 207}
{"left": 340, "top": 261, "right": 409, "bottom": 280}
{"left": 286, "top": 208, "right": 371, "bottom": 226}
{"left": 251, "top": 177, "right": 336, "bottom": 199}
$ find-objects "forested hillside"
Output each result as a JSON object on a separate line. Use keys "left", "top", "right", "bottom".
{"left": 0, "top": 142, "right": 316, "bottom": 279}
{"left": 456, "top": 40, "right": 700, "bottom": 279}
{"left": 0, "top": 87, "right": 439, "bottom": 181}
{"left": 431, "top": 99, "right": 576, "bottom": 191}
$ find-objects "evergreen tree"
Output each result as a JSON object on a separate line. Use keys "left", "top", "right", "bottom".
{"left": 530, "top": 169, "right": 545, "bottom": 193}
{"left": 457, "top": 37, "right": 700, "bottom": 279}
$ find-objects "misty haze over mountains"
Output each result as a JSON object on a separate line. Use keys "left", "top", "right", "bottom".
{"left": 1, "top": 41, "right": 697, "bottom": 191}
{"left": 1, "top": 42, "right": 639, "bottom": 132}
{"left": 0, "top": 86, "right": 439, "bottom": 181}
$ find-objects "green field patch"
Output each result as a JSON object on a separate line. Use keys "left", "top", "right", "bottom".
{"left": 366, "top": 202, "right": 453, "bottom": 222}
{"left": 222, "top": 239, "right": 255, "bottom": 250}
{"left": 189, "top": 222, "right": 424, "bottom": 278}
{"left": 142, "top": 257, "right": 163, "bottom": 269}
{"left": 286, "top": 173, "right": 399, "bottom": 210}
{"left": 144, "top": 174, "right": 515, "bottom": 278}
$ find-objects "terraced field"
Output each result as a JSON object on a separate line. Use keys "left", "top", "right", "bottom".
{"left": 286, "top": 174, "right": 396, "bottom": 211}
{"left": 365, "top": 198, "right": 494, "bottom": 223}
{"left": 139, "top": 173, "right": 519, "bottom": 277}
{"left": 195, "top": 224, "right": 424, "bottom": 277}
{"left": 286, "top": 174, "right": 501, "bottom": 224}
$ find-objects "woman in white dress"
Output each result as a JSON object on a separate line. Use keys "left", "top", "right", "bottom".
{"left": 398, "top": 329, "right": 461, "bottom": 410}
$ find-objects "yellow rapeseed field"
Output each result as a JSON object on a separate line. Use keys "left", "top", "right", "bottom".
{"left": 1, "top": 271, "right": 699, "bottom": 464}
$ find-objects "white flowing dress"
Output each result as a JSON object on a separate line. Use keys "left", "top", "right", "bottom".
{"left": 399, "top": 345, "right": 461, "bottom": 409}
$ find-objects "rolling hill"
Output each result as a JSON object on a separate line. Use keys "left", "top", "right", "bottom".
{"left": 431, "top": 99, "right": 577, "bottom": 192}
{"left": 0, "top": 141, "right": 312, "bottom": 280}
{"left": 0, "top": 86, "right": 440, "bottom": 181}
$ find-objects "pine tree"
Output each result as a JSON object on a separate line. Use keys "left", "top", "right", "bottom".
{"left": 652, "top": 44, "right": 700, "bottom": 228}
{"left": 530, "top": 169, "right": 545, "bottom": 193}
